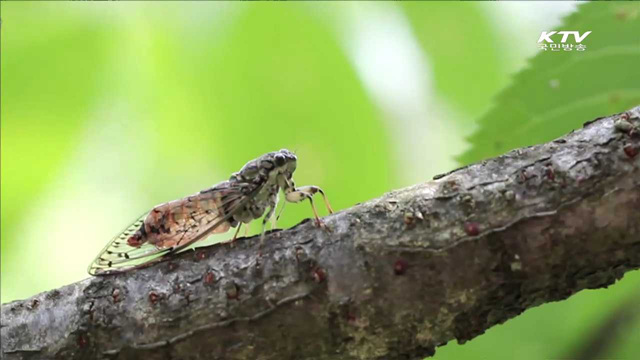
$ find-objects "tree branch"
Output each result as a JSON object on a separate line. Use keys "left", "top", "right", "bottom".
{"left": 2, "top": 107, "right": 640, "bottom": 360}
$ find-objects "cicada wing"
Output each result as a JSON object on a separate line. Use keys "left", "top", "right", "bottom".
{"left": 159, "top": 182, "right": 264, "bottom": 254}
{"left": 88, "top": 181, "right": 263, "bottom": 276}
{"left": 87, "top": 212, "right": 171, "bottom": 276}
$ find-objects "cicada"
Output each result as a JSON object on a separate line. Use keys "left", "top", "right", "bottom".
{"left": 88, "top": 149, "right": 333, "bottom": 276}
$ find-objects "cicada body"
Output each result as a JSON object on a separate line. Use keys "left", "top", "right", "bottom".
{"left": 88, "top": 149, "right": 333, "bottom": 275}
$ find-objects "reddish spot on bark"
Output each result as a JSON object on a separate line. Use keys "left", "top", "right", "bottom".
{"left": 29, "top": 299, "right": 40, "bottom": 310}
{"left": 544, "top": 166, "right": 555, "bottom": 181}
{"left": 112, "top": 289, "right": 121, "bottom": 304}
{"left": 403, "top": 213, "right": 416, "bottom": 229}
{"left": 346, "top": 312, "right": 357, "bottom": 324}
{"left": 148, "top": 292, "right": 160, "bottom": 305}
{"left": 623, "top": 144, "right": 638, "bottom": 158}
{"left": 295, "top": 247, "right": 306, "bottom": 262}
{"left": 173, "top": 283, "right": 184, "bottom": 294}
{"left": 77, "top": 334, "right": 89, "bottom": 348}
{"left": 204, "top": 272, "right": 215, "bottom": 284}
{"left": 394, "top": 259, "right": 408, "bottom": 275}
{"left": 226, "top": 284, "right": 239, "bottom": 300}
{"left": 445, "top": 179, "right": 459, "bottom": 191}
{"left": 464, "top": 222, "right": 480, "bottom": 236}
{"left": 184, "top": 291, "right": 194, "bottom": 305}
{"left": 312, "top": 268, "right": 326, "bottom": 283}
{"left": 196, "top": 251, "right": 207, "bottom": 261}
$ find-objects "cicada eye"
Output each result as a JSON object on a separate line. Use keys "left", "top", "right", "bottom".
{"left": 274, "top": 154, "right": 286, "bottom": 167}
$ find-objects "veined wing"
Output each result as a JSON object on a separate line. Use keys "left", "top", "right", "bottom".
{"left": 88, "top": 181, "right": 262, "bottom": 276}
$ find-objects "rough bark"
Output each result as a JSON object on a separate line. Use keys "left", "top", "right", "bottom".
{"left": 2, "top": 107, "right": 640, "bottom": 360}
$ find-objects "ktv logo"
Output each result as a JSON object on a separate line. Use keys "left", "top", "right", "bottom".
{"left": 537, "top": 31, "right": 592, "bottom": 52}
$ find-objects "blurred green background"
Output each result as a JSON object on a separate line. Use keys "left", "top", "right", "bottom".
{"left": 1, "top": 2, "right": 639, "bottom": 359}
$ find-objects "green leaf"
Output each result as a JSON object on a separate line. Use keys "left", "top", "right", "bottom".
{"left": 459, "top": 2, "right": 640, "bottom": 165}
{"left": 401, "top": 2, "right": 511, "bottom": 119}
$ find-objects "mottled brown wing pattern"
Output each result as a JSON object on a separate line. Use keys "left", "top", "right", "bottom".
{"left": 88, "top": 182, "right": 260, "bottom": 276}
{"left": 144, "top": 189, "right": 236, "bottom": 248}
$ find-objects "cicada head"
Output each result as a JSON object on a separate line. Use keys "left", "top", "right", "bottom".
{"left": 275, "top": 149, "right": 297, "bottom": 178}
{"left": 232, "top": 149, "right": 298, "bottom": 185}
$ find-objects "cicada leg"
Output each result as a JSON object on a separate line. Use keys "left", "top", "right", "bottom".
{"left": 231, "top": 223, "right": 243, "bottom": 242}
{"left": 284, "top": 185, "right": 333, "bottom": 229}
{"left": 260, "top": 205, "right": 277, "bottom": 247}
{"left": 276, "top": 200, "right": 287, "bottom": 221}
